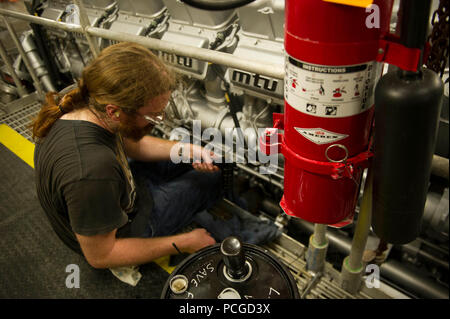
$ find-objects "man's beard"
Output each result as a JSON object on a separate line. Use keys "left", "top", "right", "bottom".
{"left": 117, "top": 115, "right": 153, "bottom": 141}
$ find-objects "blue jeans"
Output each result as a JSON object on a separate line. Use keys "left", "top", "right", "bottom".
{"left": 128, "top": 160, "right": 222, "bottom": 238}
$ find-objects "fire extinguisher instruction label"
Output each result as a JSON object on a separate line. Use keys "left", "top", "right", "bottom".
{"left": 285, "top": 56, "right": 378, "bottom": 118}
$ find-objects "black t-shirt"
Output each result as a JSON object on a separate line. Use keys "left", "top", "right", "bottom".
{"left": 34, "top": 119, "right": 135, "bottom": 254}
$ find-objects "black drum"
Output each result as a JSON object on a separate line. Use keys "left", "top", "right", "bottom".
{"left": 161, "top": 236, "right": 299, "bottom": 299}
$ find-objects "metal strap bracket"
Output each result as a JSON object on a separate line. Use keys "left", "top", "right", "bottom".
{"left": 376, "top": 34, "right": 430, "bottom": 72}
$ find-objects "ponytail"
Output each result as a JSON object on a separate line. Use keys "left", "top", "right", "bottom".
{"left": 31, "top": 80, "right": 88, "bottom": 141}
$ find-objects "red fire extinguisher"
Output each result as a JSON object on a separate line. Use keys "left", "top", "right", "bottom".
{"left": 262, "top": 0, "right": 394, "bottom": 225}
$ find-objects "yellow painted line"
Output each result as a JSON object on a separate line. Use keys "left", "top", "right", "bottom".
{"left": 0, "top": 124, "right": 35, "bottom": 168}
{"left": 323, "top": 0, "right": 373, "bottom": 8}
{"left": 154, "top": 255, "right": 176, "bottom": 274}
{"left": 0, "top": 123, "right": 177, "bottom": 274}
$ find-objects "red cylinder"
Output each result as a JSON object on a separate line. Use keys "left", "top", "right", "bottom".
{"left": 281, "top": 0, "right": 393, "bottom": 224}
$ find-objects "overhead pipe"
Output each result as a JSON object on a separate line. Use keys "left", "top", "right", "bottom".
{"left": 0, "top": 8, "right": 83, "bottom": 33}
{"left": 0, "top": 8, "right": 284, "bottom": 80}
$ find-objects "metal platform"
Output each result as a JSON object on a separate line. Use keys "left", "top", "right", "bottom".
{"left": 0, "top": 92, "right": 41, "bottom": 141}
{"left": 220, "top": 199, "right": 409, "bottom": 299}
{"left": 265, "top": 234, "right": 408, "bottom": 299}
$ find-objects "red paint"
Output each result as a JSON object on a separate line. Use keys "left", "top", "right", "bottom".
{"left": 279, "top": 0, "right": 393, "bottom": 225}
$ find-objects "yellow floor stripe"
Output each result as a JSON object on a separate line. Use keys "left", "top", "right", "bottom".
{"left": 0, "top": 124, "right": 35, "bottom": 168}
{"left": 154, "top": 255, "right": 176, "bottom": 274}
{"left": 0, "top": 123, "right": 178, "bottom": 274}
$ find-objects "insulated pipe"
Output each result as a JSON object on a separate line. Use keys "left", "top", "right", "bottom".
{"left": 0, "top": 40, "right": 27, "bottom": 97}
{"left": 1, "top": 16, "right": 44, "bottom": 98}
{"left": 380, "top": 260, "right": 449, "bottom": 299}
{"left": 236, "top": 163, "right": 284, "bottom": 189}
{"left": 348, "top": 169, "right": 374, "bottom": 269}
{"left": 21, "top": 32, "right": 57, "bottom": 92}
{"left": 340, "top": 168, "right": 374, "bottom": 293}
{"left": 313, "top": 224, "right": 327, "bottom": 246}
{"left": 305, "top": 223, "right": 328, "bottom": 273}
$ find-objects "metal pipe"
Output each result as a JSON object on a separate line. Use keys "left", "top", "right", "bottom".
{"left": 1, "top": 16, "right": 44, "bottom": 98}
{"left": 402, "top": 244, "right": 449, "bottom": 270}
{"left": 0, "top": 7, "right": 284, "bottom": 79}
{"left": 0, "top": 40, "right": 27, "bottom": 97}
{"left": 306, "top": 223, "right": 328, "bottom": 273}
{"left": 313, "top": 224, "right": 327, "bottom": 246}
{"left": 0, "top": 8, "right": 83, "bottom": 33}
{"left": 292, "top": 218, "right": 351, "bottom": 255}
{"left": 86, "top": 26, "right": 284, "bottom": 79}
{"left": 21, "top": 32, "right": 57, "bottom": 92}
{"left": 399, "top": 0, "right": 431, "bottom": 51}
{"left": 339, "top": 168, "right": 374, "bottom": 293}
{"left": 347, "top": 168, "right": 373, "bottom": 270}
{"left": 380, "top": 260, "right": 449, "bottom": 299}
{"left": 72, "top": 0, "right": 100, "bottom": 58}
{"left": 236, "top": 163, "right": 284, "bottom": 189}
{"left": 300, "top": 272, "right": 322, "bottom": 299}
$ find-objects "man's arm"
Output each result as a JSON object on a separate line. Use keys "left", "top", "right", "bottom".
{"left": 75, "top": 228, "right": 215, "bottom": 269}
{"left": 124, "top": 136, "right": 219, "bottom": 172}
{"left": 123, "top": 135, "right": 177, "bottom": 162}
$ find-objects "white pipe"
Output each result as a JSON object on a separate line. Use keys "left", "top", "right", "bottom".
{"left": 86, "top": 26, "right": 284, "bottom": 79}
{"left": 0, "top": 8, "right": 284, "bottom": 80}
{"left": 0, "top": 8, "right": 83, "bottom": 33}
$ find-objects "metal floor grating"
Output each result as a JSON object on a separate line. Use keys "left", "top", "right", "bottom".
{"left": 0, "top": 99, "right": 41, "bottom": 142}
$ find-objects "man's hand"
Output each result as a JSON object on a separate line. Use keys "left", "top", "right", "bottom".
{"left": 190, "top": 144, "right": 220, "bottom": 173}
{"left": 181, "top": 228, "right": 216, "bottom": 253}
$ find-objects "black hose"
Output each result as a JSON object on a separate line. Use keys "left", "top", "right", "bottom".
{"left": 400, "top": 0, "right": 432, "bottom": 50}
{"left": 181, "top": 0, "right": 256, "bottom": 11}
